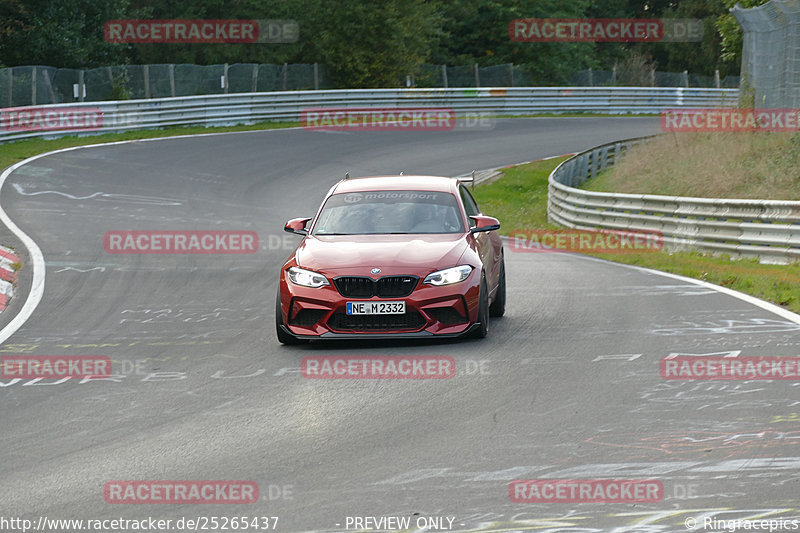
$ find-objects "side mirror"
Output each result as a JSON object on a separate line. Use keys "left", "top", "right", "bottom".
{"left": 469, "top": 215, "right": 500, "bottom": 233}
{"left": 284, "top": 217, "right": 311, "bottom": 236}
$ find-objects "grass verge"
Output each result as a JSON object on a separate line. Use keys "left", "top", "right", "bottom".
{"left": 3, "top": 121, "right": 799, "bottom": 315}
{"left": 0, "top": 113, "right": 654, "bottom": 172}
{"left": 0, "top": 120, "right": 298, "bottom": 172}
{"left": 584, "top": 132, "right": 800, "bottom": 199}
{"left": 471, "top": 156, "right": 800, "bottom": 315}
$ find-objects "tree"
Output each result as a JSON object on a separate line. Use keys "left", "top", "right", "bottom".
{"left": 0, "top": 0, "right": 133, "bottom": 67}
{"left": 430, "top": 0, "right": 596, "bottom": 85}
{"left": 716, "top": 0, "right": 770, "bottom": 65}
{"left": 302, "top": 0, "right": 444, "bottom": 87}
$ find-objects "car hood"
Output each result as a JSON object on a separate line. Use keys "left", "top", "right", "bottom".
{"left": 295, "top": 234, "right": 469, "bottom": 276}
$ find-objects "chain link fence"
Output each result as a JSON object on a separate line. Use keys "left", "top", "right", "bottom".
{"left": 733, "top": 0, "right": 800, "bottom": 108}
{"left": 0, "top": 62, "right": 739, "bottom": 107}
{"left": 568, "top": 68, "right": 739, "bottom": 88}
{"left": 0, "top": 63, "right": 331, "bottom": 107}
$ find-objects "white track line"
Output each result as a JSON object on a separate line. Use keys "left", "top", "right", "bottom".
{"left": 0, "top": 126, "right": 305, "bottom": 345}
{"left": 501, "top": 233, "right": 800, "bottom": 326}
{"left": 574, "top": 253, "right": 800, "bottom": 325}
{"left": 2, "top": 128, "right": 799, "bottom": 345}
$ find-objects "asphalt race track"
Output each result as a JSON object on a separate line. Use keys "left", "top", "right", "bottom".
{"left": 1, "top": 117, "right": 799, "bottom": 532}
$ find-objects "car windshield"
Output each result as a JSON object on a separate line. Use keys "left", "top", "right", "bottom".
{"left": 313, "top": 190, "right": 464, "bottom": 235}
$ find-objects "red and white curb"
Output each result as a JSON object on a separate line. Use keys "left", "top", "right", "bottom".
{"left": 0, "top": 245, "right": 19, "bottom": 312}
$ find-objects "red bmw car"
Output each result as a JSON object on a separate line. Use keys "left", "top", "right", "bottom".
{"left": 275, "top": 175, "right": 505, "bottom": 343}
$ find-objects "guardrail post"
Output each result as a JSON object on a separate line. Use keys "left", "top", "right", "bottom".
{"left": 683, "top": 70, "right": 689, "bottom": 88}
{"left": 31, "top": 66, "right": 37, "bottom": 105}
{"left": 442, "top": 64, "right": 448, "bottom": 88}
{"left": 581, "top": 155, "right": 589, "bottom": 184}
{"left": 599, "top": 146, "right": 609, "bottom": 171}
{"left": 714, "top": 69, "right": 720, "bottom": 88}
{"left": 650, "top": 68, "right": 655, "bottom": 87}
{"left": 6, "top": 67, "right": 11, "bottom": 107}
{"left": 143, "top": 64, "right": 150, "bottom": 99}
{"left": 474, "top": 63, "right": 480, "bottom": 87}
{"left": 223, "top": 63, "right": 229, "bottom": 93}
{"left": 169, "top": 64, "right": 175, "bottom": 97}
{"left": 313, "top": 62, "right": 319, "bottom": 90}
{"left": 282, "top": 63, "right": 288, "bottom": 91}
{"left": 611, "top": 65, "right": 617, "bottom": 85}
{"left": 252, "top": 64, "right": 259, "bottom": 92}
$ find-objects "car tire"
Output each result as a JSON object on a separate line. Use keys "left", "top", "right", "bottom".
{"left": 489, "top": 254, "right": 506, "bottom": 318}
{"left": 276, "top": 291, "right": 306, "bottom": 345}
{"left": 472, "top": 274, "right": 489, "bottom": 339}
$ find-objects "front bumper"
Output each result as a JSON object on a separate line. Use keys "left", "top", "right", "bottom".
{"left": 278, "top": 270, "right": 481, "bottom": 339}
{"left": 278, "top": 323, "right": 480, "bottom": 340}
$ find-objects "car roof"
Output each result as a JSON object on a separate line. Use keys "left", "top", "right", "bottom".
{"left": 331, "top": 175, "right": 459, "bottom": 194}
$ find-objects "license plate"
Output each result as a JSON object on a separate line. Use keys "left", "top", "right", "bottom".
{"left": 346, "top": 301, "right": 406, "bottom": 315}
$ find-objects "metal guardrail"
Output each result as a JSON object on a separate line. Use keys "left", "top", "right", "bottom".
{"left": 0, "top": 86, "right": 738, "bottom": 143}
{"left": 548, "top": 137, "right": 800, "bottom": 264}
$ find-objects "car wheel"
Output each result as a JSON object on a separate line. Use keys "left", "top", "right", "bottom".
{"left": 472, "top": 274, "right": 489, "bottom": 339}
{"left": 489, "top": 254, "right": 506, "bottom": 318}
{"left": 275, "top": 291, "right": 306, "bottom": 345}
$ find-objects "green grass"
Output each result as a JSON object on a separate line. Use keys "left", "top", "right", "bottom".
{"left": 4, "top": 119, "right": 800, "bottom": 315}
{"left": 0, "top": 120, "right": 298, "bottom": 172}
{"left": 472, "top": 157, "right": 800, "bottom": 315}
{"left": 470, "top": 158, "right": 565, "bottom": 231}
{"left": 0, "top": 114, "right": 631, "bottom": 172}
{"left": 583, "top": 132, "right": 800, "bottom": 200}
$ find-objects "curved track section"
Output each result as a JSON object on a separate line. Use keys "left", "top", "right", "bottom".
{"left": 2, "top": 118, "right": 799, "bottom": 531}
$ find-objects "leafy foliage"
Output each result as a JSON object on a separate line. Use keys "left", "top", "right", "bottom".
{"left": 0, "top": 0, "right": 760, "bottom": 86}
{"left": 716, "top": 0, "right": 770, "bottom": 64}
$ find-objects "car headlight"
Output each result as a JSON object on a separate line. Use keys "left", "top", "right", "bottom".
{"left": 287, "top": 267, "right": 329, "bottom": 288}
{"left": 423, "top": 265, "right": 473, "bottom": 286}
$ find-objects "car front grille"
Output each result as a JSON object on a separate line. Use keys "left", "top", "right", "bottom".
{"left": 333, "top": 276, "right": 418, "bottom": 298}
{"left": 327, "top": 310, "right": 426, "bottom": 331}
